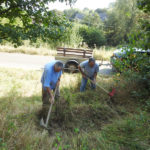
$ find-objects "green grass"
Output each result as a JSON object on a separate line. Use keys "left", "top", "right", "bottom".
{"left": 0, "top": 68, "right": 150, "bottom": 150}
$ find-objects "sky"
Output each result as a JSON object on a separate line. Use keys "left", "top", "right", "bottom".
{"left": 48, "top": 0, "right": 116, "bottom": 11}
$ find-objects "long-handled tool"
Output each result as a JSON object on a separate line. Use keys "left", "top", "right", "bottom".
{"left": 87, "top": 76, "right": 115, "bottom": 98}
{"left": 81, "top": 67, "right": 116, "bottom": 98}
{"left": 40, "top": 85, "right": 58, "bottom": 129}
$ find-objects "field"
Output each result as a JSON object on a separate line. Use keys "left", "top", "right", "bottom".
{"left": 0, "top": 67, "right": 150, "bottom": 150}
{"left": 0, "top": 45, "right": 114, "bottom": 61}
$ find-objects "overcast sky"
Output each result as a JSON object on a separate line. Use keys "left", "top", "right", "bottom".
{"left": 48, "top": 0, "right": 116, "bottom": 11}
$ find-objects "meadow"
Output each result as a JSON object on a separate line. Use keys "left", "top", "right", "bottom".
{"left": 0, "top": 67, "right": 150, "bottom": 150}
{"left": 0, "top": 44, "right": 114, "bottom": 61}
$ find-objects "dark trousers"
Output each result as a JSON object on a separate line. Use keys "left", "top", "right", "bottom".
{"left": 80, "top": 76, "right": 96, "bottom": 92}
{"left": 41, "top": 87, "right": 60, "bottom": 121}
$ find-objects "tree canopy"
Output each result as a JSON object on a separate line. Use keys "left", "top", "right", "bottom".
{"left": 137, "top": 0, "right": 150, "bottom": 49}
{"left": 104, "top": 0, "right": 139, "bottom": 46}
{"left": 0, "top": 0, "right": 76, "bottom": 46}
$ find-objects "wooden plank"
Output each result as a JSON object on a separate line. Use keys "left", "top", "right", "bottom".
{"left": 57, "top": 48, "right": 93, "bottom": 53}
{"left": 57, "top": 53, "right": 92, "bottom": 58}
{"left": 55, "top": 56, "right": 88, "bottom": 64}
{"left": 57, "top": 50, "right": 93, "bottom": 54}
{"left": 57, "top": 52, "right": 92, "bottom": 56}
{"left": 63, "top": 48, "right": 66, "bottom": 56}
{"left": 57, "top": 47, "right": 93, "bottom": 52}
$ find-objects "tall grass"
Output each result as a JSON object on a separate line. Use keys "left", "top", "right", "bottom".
{"left": 93, "top": 47, "right": 115, "bottom": 61}
{"left": 0, "top": 67, "right": 149, "bottom": 150}
{"left": 0, "top": 43, "right": 115, "bottom": 61}
{"left": 0, "top": 44, "right": 56, "bottom": 56}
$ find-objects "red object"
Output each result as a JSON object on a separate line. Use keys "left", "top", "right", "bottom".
{"left": 108, "top": 88, "right": 116, "bottom": 97}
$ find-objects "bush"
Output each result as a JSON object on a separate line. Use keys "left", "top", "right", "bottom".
{"left": 114, "top": 46, "right": 150, "bottom": 100}
{"left": 79, "top": 26, "right": 106, "bottom": 48}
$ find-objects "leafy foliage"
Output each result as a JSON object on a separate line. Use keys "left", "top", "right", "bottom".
{"left": 112, "top": 0, "right": 150, "bottom": 106}
{"left": 137, "top": 0, "right": 150, "bottom": 12}
{"left": 64, "top": 8, "right": 84, "bottom": 22}
{"left": 0, "top": 0, "right": 76, "bottom": 46}
{"left": 104, "top": 0, "right": 139, "bottom": 46}
{"left": 137, "top": 0, "right": 150, "bottom": 50}
{"left": 81, "top": 10, "right": 103, "bottom": 29}
{"left": 113, "top": 47, "right": 150, "bottom": 101}
{"left": 79, "top": 26, "right": 106, "bottom": 48}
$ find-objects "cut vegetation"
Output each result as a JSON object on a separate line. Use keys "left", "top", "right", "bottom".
{"left": 0, "top": 68, "right": 149, "bottom": 150}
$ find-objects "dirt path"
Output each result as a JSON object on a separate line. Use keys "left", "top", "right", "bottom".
{"left": 0, "top": 52, "right": 112, "bottom": 75}
{"left": 0, "top": 52, "right": 54, "bottom": 70}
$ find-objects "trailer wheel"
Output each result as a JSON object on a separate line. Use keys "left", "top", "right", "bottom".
{"left": 65, "top": 62, "right": 78, "bottom": 73}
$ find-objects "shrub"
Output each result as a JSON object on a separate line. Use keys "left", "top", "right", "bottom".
{"left": 113, "top": 46, "right": 150, "bottom": 100}
{"left": 79, "top": 26, "right": 106, "bottom": 48}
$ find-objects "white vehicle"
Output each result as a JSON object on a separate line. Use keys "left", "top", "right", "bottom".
{"left": 110, "top": 47, "right": 150, "bottom": 71}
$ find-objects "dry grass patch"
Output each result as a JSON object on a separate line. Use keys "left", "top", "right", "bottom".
{"left": 93, "top": 49, "right": 114, "bottom": 61}
{"left": 0, "top": 44, "right": 115, "bottom": 61}
{"left": 0, "top": 45, "right": 56, "bottom": 56}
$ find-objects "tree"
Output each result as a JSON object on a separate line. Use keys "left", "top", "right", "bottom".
{"left": 81, "top": 10, "right": 103, "bottom": 29}
{"left": 64, "top": 9, "right": 84, "bottom": 22}
{"left": 137, "top": 0, "right": 150, "bottom": 12}
{"left": 104, "top": 0, "right": 140, "bottom": 46}
{"left": 79, "top": 26, "right": 106, "bottom": 48}
{"left": 95, "top": 8, "right": 108, "bottom": 21}
{"left": 0, "top": 0, "right": 76, "bottom": 46}
{"left": 137, "top": 0, "right": 150, "bottom": 49}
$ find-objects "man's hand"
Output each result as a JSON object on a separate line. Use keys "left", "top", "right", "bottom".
{"left": 49, "top": 95, "right": 54, "bottom": 104}
{"left": 79, "top": 66, "right": 86, "bottom": 78}
{"left": 93, "top": 78, "right": 96, "bottom": 84}
{"left": 56, "top": 80, "right": 60, "bottom": 87}
{"left": 82, "top": 73, "right": 87, "bottom": 78}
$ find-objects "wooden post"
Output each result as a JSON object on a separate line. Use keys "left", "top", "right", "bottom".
{"left": 83, "top": 50, "right": 86, "bottom": 58}
{"left": 64, "top": 48, "right": 66, "bottom": 56}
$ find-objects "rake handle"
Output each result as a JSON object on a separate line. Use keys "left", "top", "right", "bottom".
{"left": 86, "top": 77, "right": 109, "bottom": 94}
{"left": 87, "top": 76, "right": 115, "bottom": 97}
{"left": 45, "top": 85, "right": 58, "bottom": 126}
{"left": 80, "top": 67, "right": 110, "bottom": 95}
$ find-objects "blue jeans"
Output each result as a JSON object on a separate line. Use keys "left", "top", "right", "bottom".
{"left": 80, "top": 77, "right": 96, "bottom": 92}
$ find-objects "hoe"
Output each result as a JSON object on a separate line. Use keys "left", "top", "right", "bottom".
{"left": 40, "top": 85, "right": 58, "bottom": 130}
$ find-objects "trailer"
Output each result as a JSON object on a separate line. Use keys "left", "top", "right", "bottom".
{"left": 55, "top": 47, "right": 93, "bottom": 73}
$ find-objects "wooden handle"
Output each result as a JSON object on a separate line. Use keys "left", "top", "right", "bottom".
{"left": 45, "top": 85, "right": 58, "bottom": 126}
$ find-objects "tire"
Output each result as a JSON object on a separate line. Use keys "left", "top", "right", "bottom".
{"left": 65, "top": 62, "right": 78, "bottom": 73}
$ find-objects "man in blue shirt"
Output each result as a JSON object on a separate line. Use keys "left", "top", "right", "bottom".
{"left": 78, "top": 58, "right": 99, "bottom": 92}
{"left": 41, "top": 60, "right": 63, "bottom": 121}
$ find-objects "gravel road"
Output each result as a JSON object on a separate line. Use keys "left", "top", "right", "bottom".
{"left": 0, "top": 52, "right": 112, "bottom": 75}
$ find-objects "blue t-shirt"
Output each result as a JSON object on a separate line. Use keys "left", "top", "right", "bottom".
{"left": 80, "top": 60, "right": 99, "bottom": 77}
{"left": 41, "top": 60, "right": 62, "bottom": 90}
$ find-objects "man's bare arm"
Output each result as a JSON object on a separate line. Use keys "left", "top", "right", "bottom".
{"left": 93, "top": 72, "right": 97, "bottom": 84}
{"left": 78, "top": 66, "right": 86, "bottom": 77}
{"left": 56, "top": 76, "right": 61, "bottom": 86}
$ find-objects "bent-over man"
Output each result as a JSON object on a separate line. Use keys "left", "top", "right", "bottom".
{"left": 41, "top": 60, "right": 63, "bottom": 121}
{"left": 78, "top": 58, "right": 99, "bottom": 92}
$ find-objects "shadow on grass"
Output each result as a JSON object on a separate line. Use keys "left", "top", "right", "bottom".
{"left": 0, "top": 88, "right": 123, "bottom": 135}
